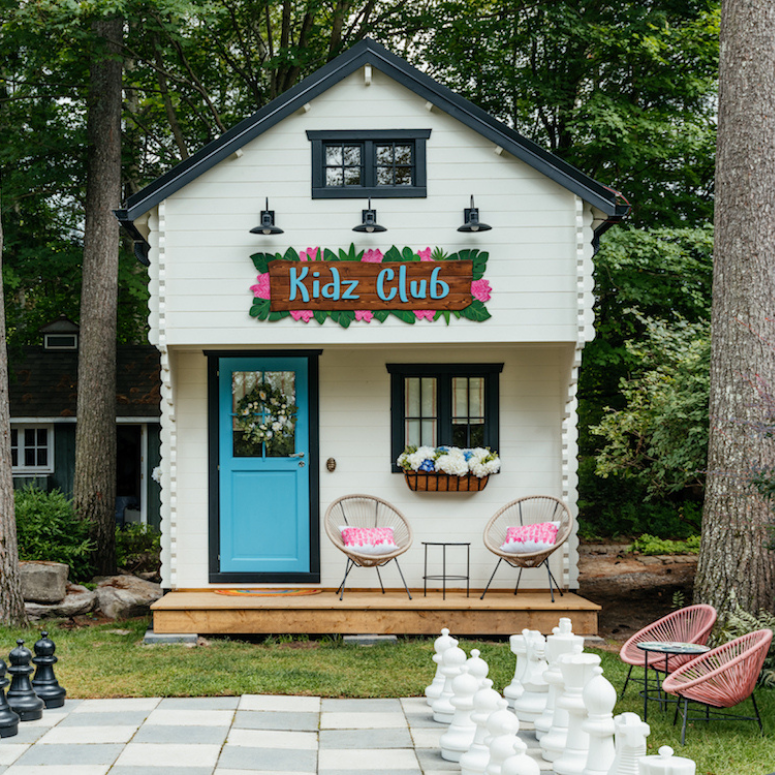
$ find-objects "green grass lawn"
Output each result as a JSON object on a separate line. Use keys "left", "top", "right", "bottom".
{"left": 1, "top": 617, "right": 772, "bottom": 775}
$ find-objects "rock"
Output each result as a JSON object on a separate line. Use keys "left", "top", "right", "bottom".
{"left": 25, "top": 584, "right": 96, "bottom": 620}
{"left": 95, "top": 575, "right": 162, "bottom": 619}
{"left": 20, "top": 562, "right": 68, "bottom": 604}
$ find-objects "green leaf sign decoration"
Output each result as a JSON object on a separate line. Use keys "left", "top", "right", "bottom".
{"left": 249, "top": 245, "right": 492, "bottom": 328}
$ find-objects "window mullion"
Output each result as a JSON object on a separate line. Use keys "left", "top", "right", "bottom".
{"left": 364, "top": 140, "right": 375, "bottom": 188}
{"left": 438, "top": 375, "right": 453, "bottom": 447}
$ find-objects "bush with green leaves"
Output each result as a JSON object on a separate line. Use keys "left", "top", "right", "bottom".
{"left": 115, "top": 524, "right": 161, "bottom": 573}
{"left": 14, "top": 485, "right": 95, "bottom": 582}
{"left": 629, "top": 534, "right": 700, "bottom": 555}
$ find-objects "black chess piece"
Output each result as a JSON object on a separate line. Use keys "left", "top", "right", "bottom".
{"left": 6, "top": 639, "right": 44, "bottom": 721}
{"left": 32, "top": 632, "right": 66, "bottom": 709}
{"left": 0, "top": 658, "right": 20, "bottom": 737}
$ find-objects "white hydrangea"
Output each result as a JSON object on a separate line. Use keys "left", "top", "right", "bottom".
{"left": 468, "top": 448, "right": 501, "bottom": 477}
{"left": 435, "top": 448, "right": 469, "bottom": 476}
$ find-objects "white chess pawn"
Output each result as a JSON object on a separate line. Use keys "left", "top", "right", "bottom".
{"left": 608, "top": 713, "right": 650, "bottom": 775}
{"left": 432, "top": 643, "right": 467, "bottom": 724}
{"left": 553, "top": 651, "right": 602, "bottom": 775}
{"left": 513, "top": 630, "right": 548, "bottom": 725}
{"left": 440, "top": 664, "right": 480, "bottom": 761}
{"left": 581, "top": 673, "right": 617, "bottom": 775}
{"left": 503, "top": 632, "right": 529, "bottom": 708}
{"left": 638, "top": 745, "right": 696, "bottom": 775}
{"left": 535, "top": 618, "right": 584, "bottom": 741}
{"left": 467, "top": 648, "right": 490, "bottom": 683}
{"left": 426, "top": 628, "right": 458, "bottom": 706}
{"left": 485, "top": 705, "right": 521, "bottom": 775}
{"left": 460, "top": 684, "right": 504, "bottom": 775}
{"left": 540, "top": 643, "right": 582, "bottom": 762}
{"left": 501, "top": 737, "right": 541, "bottom": 775}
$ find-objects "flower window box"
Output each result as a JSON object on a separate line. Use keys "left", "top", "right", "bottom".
{"left": 404, "top": 471, "right": 490, "bottom": 492}
{"left": 398, "top": 445, "right": 499, "bottom": 493}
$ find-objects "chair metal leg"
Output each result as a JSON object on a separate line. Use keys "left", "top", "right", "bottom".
{"left": 480, "top": 558, "right": 503, "bottom": 600}
{"left": 338, "top": 558, "right": 355, "bottom": 601}
{"left": 620, "top": 664, "right": 634, "bottom": 699}
{"left": 672, "top": 693, "right": 681, "bottom": 726}
{"left": 375, "top": 564, "right": 386, "bottom": 594}
{"left": 545, "top": 563, "right": 564, "bottom": 598}
{"left": 680, "top": 697, "right": 689, "bottom": 746}
{"left": 544, "top": 561, "right": 555, "bottom": 603}
{"left": 514, "top": 566, "right": 523, "bottom": 596}
{"left": 752, "top": 692, "right": 763, "bottom": 734}
{"left": 393, "top": 557, "right": 412, "bottom": 600}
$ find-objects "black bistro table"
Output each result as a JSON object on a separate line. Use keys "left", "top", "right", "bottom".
{"left": 636, "top": 641, "right": 710, "bottom": 722}
{"left": 422, "top": 541, "right": 470, "bottom": 600}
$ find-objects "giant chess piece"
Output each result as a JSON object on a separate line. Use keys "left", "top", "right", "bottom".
{"left": 535, "top": 618, "right": 583, "bottom": 741}
{"left": 0, "top": 658, "right": 20, "bottom": 738}
{"left": 638, "top": 745, "right": 696, "bottom": 775}
{"left": 427, "top": 628, "right": 458, "bottom": 706}
{"left": 31, "top": 631, "right": 66, "bottom": 709}
{"left": 485, "top": 703, "right": 521, "bottom": 775}
{"left": 540, "top": 643, "right": 582, "bottom": 762}
{"left": 512, "top": 630, "right": 548, "bottom": 725}
{"left": 502, "top": 737, "right": 541, "bottom": 775}
{"left": 432, "top": 643, "right": 467, "bottom": 724}
{"left": 581, "top": 673, "right": 617, "bottom": 775}
{"left": 607, "top": 713, "right": 650, "bottom": 775}
{"left": 440, "top": 664, "right": 480, "bottom": 761}
{"left": 503, "top": 631, "right": 529, "bottom": 709}
{"left": 460, "top": 683, "right": 504, "bottom": 775}
{"left": 6, "top": 640, "right": 44, "bottom": 721}
{"left": 553, "top": 651, "right": 602, "bottom": 775}
{"left": 467, "top": 648, "right": 490, "bottom": 683}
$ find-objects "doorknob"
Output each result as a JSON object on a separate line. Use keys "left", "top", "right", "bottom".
{"left": 289, "top": 452, "right": 305, "bottom": 458}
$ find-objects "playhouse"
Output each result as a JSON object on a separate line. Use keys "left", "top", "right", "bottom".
{"left": 116, "top": 39, "right": 626, "bottom": 634}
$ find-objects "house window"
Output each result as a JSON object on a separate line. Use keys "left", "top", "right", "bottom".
{"left": 11, "top": 425, "right": 54, "bottom": 474}
{"left": 307, "top": 129, "right": 430, "bottom": 199}
{"left": 387, "top": 364, "right": 503, "bottom": 471}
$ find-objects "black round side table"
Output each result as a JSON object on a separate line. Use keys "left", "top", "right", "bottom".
{"left": 422, "top": 541, "right": 470, "bottom": 600}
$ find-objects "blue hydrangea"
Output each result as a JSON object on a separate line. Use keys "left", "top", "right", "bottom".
{"left": 463, "top": 450, "right": 474, "bottom": 461}
{"left": 419, "top": 459, "right": 436, "bottom": 472}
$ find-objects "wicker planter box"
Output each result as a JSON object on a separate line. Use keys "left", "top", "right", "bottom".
{"left": 404, "top": 472, "right": 490, "bottom": 492}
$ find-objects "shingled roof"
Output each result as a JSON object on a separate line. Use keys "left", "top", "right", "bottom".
{"left": 9, "top": 345, "right": 161, "bottom": 420}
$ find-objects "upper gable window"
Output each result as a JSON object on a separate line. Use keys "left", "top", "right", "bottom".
{"left": 307, "top": 130, "right": 431, "bottom": 199}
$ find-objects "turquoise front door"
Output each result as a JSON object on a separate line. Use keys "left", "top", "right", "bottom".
{"left": 217, "top": 356, "right": 312, "bottom": 576}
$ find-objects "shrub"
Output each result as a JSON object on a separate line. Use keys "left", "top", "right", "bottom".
{"left": 14, "top": 485, "right": 95, "bottom": 581}
{"left": 116, "top": 523, "right": 161, "bottom": 573}
{"left": 630, "top": 534, "right": 701, "bottom": 555}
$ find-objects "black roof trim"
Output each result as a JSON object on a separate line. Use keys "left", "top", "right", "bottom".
{"left": 120, "top": 38, "right": 625, "bottom": 224}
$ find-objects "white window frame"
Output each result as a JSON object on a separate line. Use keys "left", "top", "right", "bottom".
{"left": 11, "top": 424, "right": 55, "bottom": 475}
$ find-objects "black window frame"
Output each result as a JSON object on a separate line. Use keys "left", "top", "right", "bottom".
{"left": 387, "top": 363, "right": 503, "bottom": 473}
{"left": 307, "top": 129, "right": 431, "bottom": 199}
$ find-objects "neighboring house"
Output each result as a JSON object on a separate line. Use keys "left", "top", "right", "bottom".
{"left": 9, "top": 318, "right": 162, "bottom": 530}
{"left": 115, "top": 38, "right": 627, "bottom": 597}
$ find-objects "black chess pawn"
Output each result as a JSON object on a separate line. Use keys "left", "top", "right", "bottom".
{"left": 6, "top": 639, "right": 44, "bottom": 721}
{"left": 32, "top": 632, "right": 66, "bottom": 709}
{"left": 0, "top": 658, "right": 20, "bottom": 738}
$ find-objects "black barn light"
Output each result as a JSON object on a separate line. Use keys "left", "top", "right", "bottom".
{"left": 457, "top": 195, "right": 492, "bottom": 232}
{"left": 353, "top": 198, "right": 387, "bottom": 233}
{"left": 250, "top": 198, "right": 284, "bottom": 235}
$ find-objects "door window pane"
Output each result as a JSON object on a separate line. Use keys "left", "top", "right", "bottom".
{"left": 232, "top": 371, "right": 297, "bottom": 458}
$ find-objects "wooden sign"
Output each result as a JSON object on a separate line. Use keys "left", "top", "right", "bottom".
{"left": 268, "top": 260, "right": 473, "bottom": 312}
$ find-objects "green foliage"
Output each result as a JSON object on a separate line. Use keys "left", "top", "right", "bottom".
{"left": 717, "top": 591, "right": 775, "bottom": 688}
{"left": 630, "top": 534, "right": 700, "bottom": 555}
{"left": 115, "top": 524, "right": 161, "bottom": 571}
{"left": 591, "top": 316, "right": 710, "bottom": 498}
{"left": 13, "top": 486, "right": 94, "bottom": 581}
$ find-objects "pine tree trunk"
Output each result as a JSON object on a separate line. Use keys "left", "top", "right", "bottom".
{"left": 74, "top": 17, "right": 123, "bottom": 576}
{"left": 694, "top": 0, "right": 775, "bottom": 618}
{"left": 0, "top": 206, "right": 28, "bottom": 625}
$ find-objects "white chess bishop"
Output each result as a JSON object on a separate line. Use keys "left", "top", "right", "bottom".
{"left": 440, "top": 664, "right": 480, "bottom": 762}
{"left": 432, "top": 642, "right": 467, "bottom": 724}
{"left": 426, "top": 628, "right": 458, "bottom": 706}
{"left": 581, "top": 673, "right": 617, "bottom": 775}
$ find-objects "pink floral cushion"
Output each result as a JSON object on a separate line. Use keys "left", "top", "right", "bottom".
{"left": 499, "top": 522, "right": 560, "bottom": 554}
{"left": 339, "top": 526, "right": 398, "bottom": 556}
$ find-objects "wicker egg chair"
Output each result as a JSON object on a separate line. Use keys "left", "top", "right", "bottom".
{"left": 480, "top": 495, "right": 573, "bottom": 601}
{"left": 324, "top": 494, "right": 413, "bottom": 600}
{"left": 618, "top": 604, "right": 717, "bottom": 700}
{"left": 662, "top": 629, "right": 772, "bottom": 745}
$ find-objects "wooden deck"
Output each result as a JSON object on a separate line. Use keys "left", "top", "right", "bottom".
{"left": 151, "top": 589, "right": 600, "bottom": 636}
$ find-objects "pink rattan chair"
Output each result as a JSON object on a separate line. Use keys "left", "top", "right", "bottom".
{"left": 619, "top": 604, "right": 717, "bottom": 699}
{"left": 662, "top": 629, "right": 773, "bottom": 744}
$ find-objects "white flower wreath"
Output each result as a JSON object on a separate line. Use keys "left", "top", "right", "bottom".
{"left": 234, "top": 382, "right": 297, "bottom": 447}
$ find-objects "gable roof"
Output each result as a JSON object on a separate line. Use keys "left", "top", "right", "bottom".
{"left": 116, "top": 37, "right": 627, "bottom": 246}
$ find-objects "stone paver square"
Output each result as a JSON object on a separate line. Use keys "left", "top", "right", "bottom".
{"left": 144, "top": 709, "right": 234, "bottom": 727}
{"left": 38, "top": 725, "right": 137, "bottom": 745}
{"left": 408, "top": 727, "right": 443, "bottom": 748}
{"left": 414, "top": 748, "right": 457, "bottom": 771}
{"left": 399, "top": 698, "right": 430, "bottom": 714}
{"left": 215, "top": 770, "right": 314, "bottom": 775}
{"left": 110, "top": 768, "right": 215, "bottom": 775}
{"left": 14, "top": 743, "right": 124, "bottom": 767}
{"left": 115, "top": 742, "right": 222, "bottom": 769}
{"left": 238, "top": 695, "right": 321, "bottom": 713}
{"left": 0, "top": 746, "right": 28, "bottom": 767}
{"left": 3, "top": 766, "right": 111, "bottom": 775}
{"left": 233, "top": 711, "right": 319, "bottom": 732}
{"left": 73, "top": 699, "right": 160, "bottom": 713}
{"left": 157, "top": 698, "right": 240, "bottom": 710}
{"left": 318, "top": 748, "right": 420, "bottom": 770}
{"left": 226, "top": 729, "right": 317, "bottom": 750}
{"left": 319, "top": 728, "right": 413, "bottom": 749}
{"left": 321, "top": 712, "right": 407, "bottom": 730}
{"left": 132, "top": 724, "right": 229, "bottom": 745}
{"left": 59, "top": 711, "right": 151, "bottom": 728}
{"left": 321, "top": 699, "right": 402, "bottom": 713}
{"left": 216, "top": 745, "right": 318, "bottom": 772}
